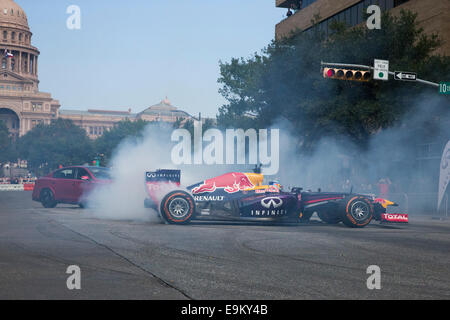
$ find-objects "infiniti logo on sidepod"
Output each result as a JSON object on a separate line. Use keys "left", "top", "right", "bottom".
{"left": 261, "top": 197, "right": 283, "bottom": 209}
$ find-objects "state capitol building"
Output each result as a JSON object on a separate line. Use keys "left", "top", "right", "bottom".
{"left": 0, "top": 0, "right": 199, "bottom": 140}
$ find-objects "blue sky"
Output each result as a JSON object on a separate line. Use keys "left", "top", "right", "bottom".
{"left": 18, "top": 0, "right": 284, "bottom": 117}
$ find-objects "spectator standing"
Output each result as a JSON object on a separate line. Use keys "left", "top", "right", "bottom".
{"left": 378, "top": 178, "right": 391, "bottom": 198}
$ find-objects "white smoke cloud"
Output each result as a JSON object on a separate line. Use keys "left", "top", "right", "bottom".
{"left": 85, "top": 124, "right": 176, "bottom": 221}
{"left": 84, "top": 93, "right": 448, "bottom": 220}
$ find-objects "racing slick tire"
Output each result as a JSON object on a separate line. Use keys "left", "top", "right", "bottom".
{"left": 317, "top": 210, "right": 341, "bottom": 224}
{"left": 341, "top": 196, "right": 373, "bottom": 228}
{"left": 159, "top": 190, "right": 196, "bottom": 225}
{"left": 40, "top": 189, "right": 57, "bottom": 208}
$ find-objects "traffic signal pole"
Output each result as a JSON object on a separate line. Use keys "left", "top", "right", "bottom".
{"left": 321, "top": 61, "right": 439, "bottom": 87}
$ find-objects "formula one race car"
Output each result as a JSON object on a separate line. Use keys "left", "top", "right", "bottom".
{"left": 144, "top": 170, "right": 408, "bottom": 228}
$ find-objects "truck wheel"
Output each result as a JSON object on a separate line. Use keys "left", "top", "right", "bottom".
{"left": 79, "top": 201, "right": 88, "bottom": 209}
{"left": 160, "top": 191, "right": 195, "bottom": 224}
{"left": 341, "top": 196, "right": 373, "bottom": 228}
{"left": 317, "top": 210, "right": 341, "bottom": 224}
{"left": 40, "top": 189, "right": 57, "bottom": 208}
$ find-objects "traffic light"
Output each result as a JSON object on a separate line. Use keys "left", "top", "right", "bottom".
{"left": 323, "top": 67, "right": 371, "bottom": 82}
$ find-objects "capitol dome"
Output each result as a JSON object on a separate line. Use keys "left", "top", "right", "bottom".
{"left": 0, "top": 0, "right": 29, "bottom": 31}
{"left": 0, "top": 0, "right": 38, "bottom": 84}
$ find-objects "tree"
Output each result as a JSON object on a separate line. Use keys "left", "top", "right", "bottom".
{"left": 0, "top": 121, "right": 9, "bottom": 160}
{"left": 95, "top": 119, "right": 151, "bottom": 164}
{"left": 217, "top": 10, "right": 450, "bottom": 153}
{"left": 0, "top": 121, "right": 17, "bottom": 166}
{"left": 17, "top": 119, "right": 94, "bottom": 176}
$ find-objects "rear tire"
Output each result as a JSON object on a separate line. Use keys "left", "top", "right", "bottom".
{"left": 159, "top": 191, "right": 195, "bottom": 224}
{"left": 40, "top": 189, "right": 57, "bottom": 208}
{"left": 341, "top": 196, "right": 373, "bottom": 228}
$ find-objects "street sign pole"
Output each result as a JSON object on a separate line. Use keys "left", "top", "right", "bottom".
{"left": 374, "top": 59, "right": 389, "bottom": 81}
{"left": 394, "top": 71, "right": 417, "bottom": 81}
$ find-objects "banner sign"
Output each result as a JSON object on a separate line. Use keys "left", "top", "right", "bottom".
{"left": 438, "top": 140, "right": 450, "bottom": 210}
{"left": 0, "top": 184, "right": 25, "bottom": 191}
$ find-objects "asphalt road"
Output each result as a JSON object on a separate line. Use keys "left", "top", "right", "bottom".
{"left": 0, "top": 191, "right": 449, "bottom": 299}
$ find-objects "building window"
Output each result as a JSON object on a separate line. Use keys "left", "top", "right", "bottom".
{"left": 11, "top": 32, "right": 15, "bottom": 41}
{"left": 2, "top": 58, "right": 5, "bottom": 69}
{"left": 3, "top": 30, "right": 7, "bottom": 40}
{"left": 394, "top": 0, "right": 409, "bottom": 6}
{"left": 19, "top": 33, "right": 22, "bottom": 42}
{"left": 31, "top": 103, "right": 42, "bottom": 111}
{"left": 11, "top": 58, "right": 15, "bottom": 71}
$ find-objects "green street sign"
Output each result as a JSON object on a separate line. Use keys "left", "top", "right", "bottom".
{"left": 439, "top": 82, "right": 450, "bottom": 94}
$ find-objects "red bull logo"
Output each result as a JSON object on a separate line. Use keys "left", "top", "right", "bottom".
{"left": 192, "top": 172, "right": 255, "bottom": 194}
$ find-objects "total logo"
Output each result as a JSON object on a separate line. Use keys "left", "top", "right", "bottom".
{"left": 261, "top": 197, "right": 283, "bottom": 209}
{"left": 382, "top": 213, "right": 408, "bottom": 222}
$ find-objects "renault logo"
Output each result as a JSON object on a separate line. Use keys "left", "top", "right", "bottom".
{"left": 261, "top": 197, "right": 283, "bottom": 209}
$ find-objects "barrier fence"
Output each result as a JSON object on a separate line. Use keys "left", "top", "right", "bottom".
{"left": 0, "top": 183, "right": 35, "bottom": 191}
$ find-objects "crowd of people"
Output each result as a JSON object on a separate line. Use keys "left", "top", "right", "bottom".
{"left": 0, "top": 174, "right": 36, "bottom": 185}
{"left": 325, "top": 177, "right": 399, "bottom": 197}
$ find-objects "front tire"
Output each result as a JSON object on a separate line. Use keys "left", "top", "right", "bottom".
{"left": 159, "top": 191, "right": 195, "bottom": 224}
{"left": 341, "top": 196, "right": 373, "bottom": 228}
{"left": 40, "top": 189, "right": 57, "bottom": 208}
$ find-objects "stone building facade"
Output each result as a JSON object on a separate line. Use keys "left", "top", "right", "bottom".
{"left": 276, "top": 0, "right": 450, "bottom": 56}
{"left": 0, "top": 0, "right": 60, "bottom": 139}
{"left": 59, "top": 98, "right": 195, "bottom": 139}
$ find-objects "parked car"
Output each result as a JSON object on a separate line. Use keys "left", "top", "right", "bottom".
{"left": 32, "top": 166, "right": 111, "bottom": 208}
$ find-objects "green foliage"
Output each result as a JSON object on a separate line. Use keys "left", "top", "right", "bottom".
{"left": 217, "top": 10, "right": 450, "bottom": 152}
{"left": 95, "top": 119, "right": 150, "bottom": 164}
{"left": 0, "top": 121, "right": 9, "bottom": 155}
{"left": 0, "top": 121, "right": 18, "bottom": 165}
{"left": 17, "top": 119, "right": 94, "bottom": 175}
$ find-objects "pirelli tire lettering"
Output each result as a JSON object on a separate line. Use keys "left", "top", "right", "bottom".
{"left": 160, "top": 190, "right": 196, "bottom": 224}
{"left": 341, "top": 196, "right": 374, "bottom": 228}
